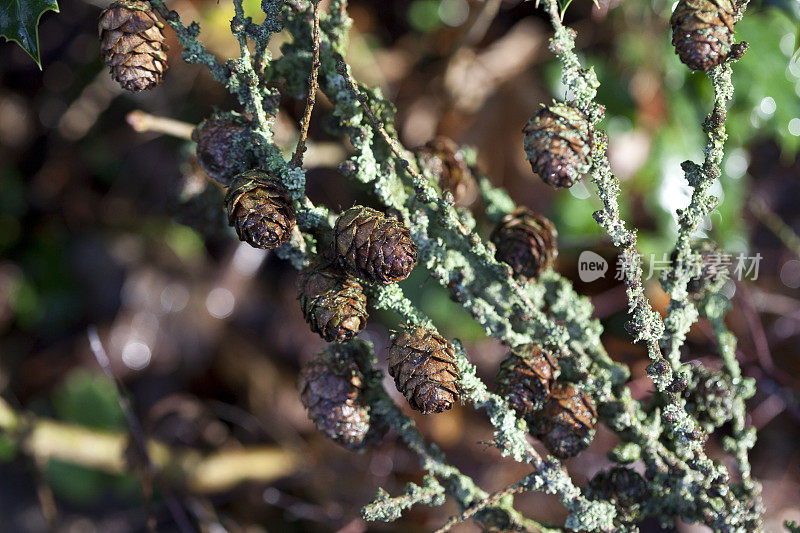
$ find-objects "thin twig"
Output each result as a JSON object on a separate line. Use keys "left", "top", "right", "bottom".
{"left": 292, "top": 0, "right": 322, "bottom": 168}
{"left": 747, "top": 195, "right": 800, "bottom": 259}
{"left": 736, "top": 282, "right": 774, "bottom": 375}
{"left": 434, "top": 473, "right": 557, "bottom": 533}
{"left": 434, "top": 482, "right": 527, "bottom": 533}
{"left": 126, "top": 111, "right": 195, "bottom": 140}
{"left": 87, "top": 327, "right": 195, "bottom": 533}
{"left": 32, "top": 455, "right": 59, "bottom": 531}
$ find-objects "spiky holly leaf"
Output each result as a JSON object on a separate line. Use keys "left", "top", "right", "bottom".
{"left": 0, "top": 0, "right": 59, "bottom": 68}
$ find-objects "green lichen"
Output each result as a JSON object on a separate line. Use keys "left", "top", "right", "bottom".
{"left": 362, "top": 476, "right": 446, "bottom": 522}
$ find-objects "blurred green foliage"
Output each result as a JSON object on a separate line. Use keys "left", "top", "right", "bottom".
{"left": 45, "top": 371, "right": 139, "bottom": 505}
{"left": 397, "top": 268, "right": 487, "bottom": 342}
{"left": 45, "top": 460, "right": 140, "bottom": 506}
{"left": 149, "top": 220, "right": 208, "bottom": 264}
{"left": 732, "top": 9, "right": 800, "bottom": 154}
{"left": 408, "top": 0, "right": 444, "bottom": 32}
{"left": 0, "top": 434, "right": 17, "bottom": 462}
{"left": 0, "top": 168, "right": 83, "bottom": 332}
{"left": 51, "top": 370, "right": 125, "bottom": 430}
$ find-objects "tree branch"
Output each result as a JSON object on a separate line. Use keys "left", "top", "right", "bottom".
{"left": 292, "top": 0, "right": 322, "bottom": 168}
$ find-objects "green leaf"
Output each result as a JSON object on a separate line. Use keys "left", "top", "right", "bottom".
{"left": 0, "top": 433, "right": 18, "bottom": 462}
{"left": 52, "top": 370, "right": 126, "bottom": 430}
{"left": 0, "top": 0, "right": 59, "bottom": 68}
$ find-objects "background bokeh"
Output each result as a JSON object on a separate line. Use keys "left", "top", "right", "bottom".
{"left": 1, "top": 0, "right": 800, "bottom": 531}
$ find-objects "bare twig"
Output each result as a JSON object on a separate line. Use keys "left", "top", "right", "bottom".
{"left": 291, "top": 0, "right": 322, "bottom": 168}
{"left": 443, "top": 19, "right": 545, "bottom": 113}
{"left": 57, "top": 70, "right": 121, "bottom": 141}
{"left": 433, "top": 474, "right": 537, "bottom": 533}
{"left": 736, "top": 283, "right": 774, "bottom": 376}
{"left": 747, "top": 195, "right": 800, "bottom": 259}
{"left": 87, "top": 327, "right": 195, "bottom": 533}
{"left": 748, "top": 287, "right": 800, "bottom": 317}
{"left": 127, "top": 110, "right": 195, "bottom": 140}
{"left": 32, "top": 455, "right": 59, "bottom": 531}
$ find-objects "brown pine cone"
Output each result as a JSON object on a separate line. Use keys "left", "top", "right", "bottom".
{"left": 496, "top": 345, "right": 560, "bottom": 420}
{"left": 491, "top": 207, "right": 558, "bottom": 280}
{"left": 297, "top": 256, "right": 368, "bottom": 343}
{"left": 671, "top": 0, "right": 736, "bottom": 72}
{"left": 298, "top": 353, "right": 372, "bottom": 449}
{"left": 388, "top": 327, "right": 460, "bottom": 414}
{"left": 523, "top": 103, "right": 592, "bottom": 188}
{"left": 192, "top": 112, "right": 257, "bottom": 186}
{"left": 414, "top": 137, "right": 477, "bottom": 206}
{"left": 98, "top": 0, "right": 168, "bottom": 92}
{"left": 533, "top": 383, "right": 597, "bottom": 459}
{"left": 224, "top": 169, "right": 295, "bottom": 249}
{"left": 333, "top": 206, "right": 417, "bottom": 285}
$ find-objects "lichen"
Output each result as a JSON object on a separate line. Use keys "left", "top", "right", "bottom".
{"left": 141, "top": 0, "right": 762, "bottom": 529}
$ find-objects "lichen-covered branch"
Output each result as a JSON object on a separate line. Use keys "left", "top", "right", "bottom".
{"left": 540, "top": 0, "right": 672, "bottom": 390}
{"left": 536, "top": 0, "right": 760, "bottom": 529}
{"left": 367, "top": 286, "right": 617, "bottom": 530}
{"left": 147, "top": 0, "right": 228, "bottom": 83}
{"left": 115, "top": 0, "right": 765, "bottom": 529}
{"left": 348, "top": 340, "right": 534, "bottom": 530}
{"left": 702, "top": 291, "right": 758, "bottom": 494}
{"left": 660, "top": 36, "right": 749, "bottom": 372}
{"left": 362, "top": 476, "right": 446, "bottom": 523}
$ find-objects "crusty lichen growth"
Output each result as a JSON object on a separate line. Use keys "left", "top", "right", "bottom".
{"left": 140, "top": 0, "right": 762, "bottom": 530}
{"left": 362, "top": 476, "right": 445, "bottom": 522}
{"left": 538, "top": 0, "right": 760, "bottom": 529}
{"left": 348, "top": 340, "right": 540, "bottom": 530}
